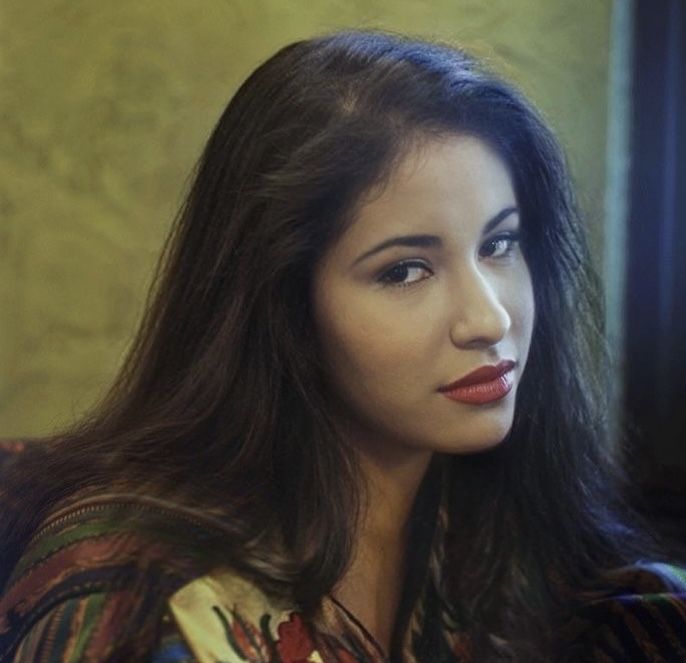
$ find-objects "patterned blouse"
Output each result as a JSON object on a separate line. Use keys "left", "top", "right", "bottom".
{"left": 1, "top": 488, "right": 686, "bottom": 663}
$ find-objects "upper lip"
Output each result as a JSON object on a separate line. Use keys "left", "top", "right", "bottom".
{"left": 438, "top": 360, "right": 516, "bottom": 391}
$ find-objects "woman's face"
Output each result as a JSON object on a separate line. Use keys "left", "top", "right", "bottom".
{"left": 312, "top": 134, "right": 535, "bottom": 459}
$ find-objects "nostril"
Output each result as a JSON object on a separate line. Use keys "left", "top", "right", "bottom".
{"left": 448, "top": 294, "right": 511, "bottom": 348}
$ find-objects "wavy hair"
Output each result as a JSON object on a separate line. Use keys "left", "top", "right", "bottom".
{"left": 1, "top": 30, "right": 666, "bottom": 660}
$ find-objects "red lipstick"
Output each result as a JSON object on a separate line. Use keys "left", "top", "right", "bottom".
{"left": 438, "top": 360, "right": 516, "bottom": 405}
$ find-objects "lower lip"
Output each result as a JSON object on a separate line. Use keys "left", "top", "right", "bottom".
{"left": 440, "top": 370, "right": 515, "bottom": 404}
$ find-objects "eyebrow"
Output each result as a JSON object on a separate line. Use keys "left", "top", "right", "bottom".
{"left": 352, "top": 206, "right": 519, "bottom": 266}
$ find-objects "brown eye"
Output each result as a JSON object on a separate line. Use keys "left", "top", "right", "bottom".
{"left": 378, "top": 260, "right": 433, "bottom": 288}
{"left": 480, "top": 232, "right": 521, "bottom": 259}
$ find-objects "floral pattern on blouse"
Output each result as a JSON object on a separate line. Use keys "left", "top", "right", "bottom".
{"left": 168, "top": 568, "right": 381, "bottom": 663}
{"left": 2, "top": 487, "right": 686, "bottom": 662}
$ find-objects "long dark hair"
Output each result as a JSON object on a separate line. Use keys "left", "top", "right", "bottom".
{"left": 0, "top": 30, "right": 667, "bottom": 660}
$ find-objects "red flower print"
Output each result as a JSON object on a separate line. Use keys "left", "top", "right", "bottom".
{"left": 275, "top": 612, "right": 317, "bottom": 663}
{"left": 214, "top": 605, "right": 270, "bottom": 662}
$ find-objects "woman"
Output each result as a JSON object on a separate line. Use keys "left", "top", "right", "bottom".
{"left": 1, "top": 30, "right": 685, "bottom": 662}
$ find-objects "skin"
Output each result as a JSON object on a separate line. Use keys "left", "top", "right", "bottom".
{"left": 311, "top": 133, "right": 535, "bottom": 653}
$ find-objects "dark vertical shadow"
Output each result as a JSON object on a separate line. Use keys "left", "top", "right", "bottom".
{"left": 625, "top": 0, "right": 686, "bottom": 549}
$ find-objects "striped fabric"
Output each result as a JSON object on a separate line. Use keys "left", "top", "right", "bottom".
{"left": 0, "top": 492, "right": 225, "bottom": 662}
{"left": 558, "top": 563, "right": 686, "bottom": 661}
{"left": 1, "top": 491, "right": 686, "bottom": 661}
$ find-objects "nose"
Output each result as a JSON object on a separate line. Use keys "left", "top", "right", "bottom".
{"left": 449, "top": 268, "right": 511, "bottom": 348}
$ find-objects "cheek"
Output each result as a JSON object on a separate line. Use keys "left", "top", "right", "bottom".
{"left": 320, "top": 304, "right": 416, "bottom": 378}
{"left": 314, "top": 286, "right": 429, "bottom": 391}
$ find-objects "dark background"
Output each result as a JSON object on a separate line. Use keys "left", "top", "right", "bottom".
{"left": 626, "top": 0, "right": 686, "bottom": 548}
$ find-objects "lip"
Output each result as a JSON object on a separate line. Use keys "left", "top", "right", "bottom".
{"left": 438, "top": 360, "right": 516, "bottom": 392}
{"left": 439, "top": 370, "right": 515, "bottom": 405}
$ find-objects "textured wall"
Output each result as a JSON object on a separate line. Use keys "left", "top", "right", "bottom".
{"left": 1, "top": 0, "right": 612, "bottom": 436}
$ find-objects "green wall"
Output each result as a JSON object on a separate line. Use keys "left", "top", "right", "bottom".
{"left": 1, "top": 1, "right": 613, "bottom": 437}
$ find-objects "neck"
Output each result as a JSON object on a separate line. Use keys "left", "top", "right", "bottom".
{"left": 331, "top": 430, "right": 434, "bottom": 655}
{"left": 357, "top": 446, "right": 434, "bottom": 547}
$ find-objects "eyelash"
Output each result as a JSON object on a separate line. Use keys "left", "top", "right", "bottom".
{"left": 377, "top": 232, "right": 522, "bottom": 289}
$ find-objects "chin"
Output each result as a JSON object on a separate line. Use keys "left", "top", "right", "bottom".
{"left": 453, "top": 439, "right": 506, "bottom": 455}
{"left": 441, "top": 427, "right": 513, "bottom": 455}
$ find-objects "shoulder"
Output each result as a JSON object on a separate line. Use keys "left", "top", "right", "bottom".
{"left": 0, "top": 494, "right": 220, "bottom": 662}
{"left": 559, "top": 561, "right": 686, "bottom": 661}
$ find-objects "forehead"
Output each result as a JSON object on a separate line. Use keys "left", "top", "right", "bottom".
{"left": 337, "top": 134, "right": 517, "bottom": 249}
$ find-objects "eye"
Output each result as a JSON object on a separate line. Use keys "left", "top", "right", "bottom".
{"left": 480, "top": 232, "right": 521, "bottom": 259}
{"left": 377, "top": 260, "right": 433, "bottom": 288}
